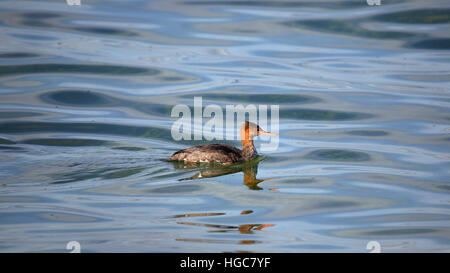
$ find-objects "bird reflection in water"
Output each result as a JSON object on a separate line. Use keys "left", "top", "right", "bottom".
{"left": 176, "top": 221, "right": 274, "bottom": 235}
{"left": 174, "top": 210, "right": 275, "bottom": 245}
{"left": 170, "top": 158, "right": 275, "bottom": 244}
{"left": 170, "top": 157, "right": 270, "bottom": 190}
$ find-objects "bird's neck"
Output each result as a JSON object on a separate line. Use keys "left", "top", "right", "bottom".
{"left": 241, "top": 138, "right": 257, "bottom": 161}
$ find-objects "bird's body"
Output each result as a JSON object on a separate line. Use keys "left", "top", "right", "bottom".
{"left": 167, "top": 121, "right": 276, "bottom": 164}
{"left": 167, "top": 143, "right": 255, "bottom": 164}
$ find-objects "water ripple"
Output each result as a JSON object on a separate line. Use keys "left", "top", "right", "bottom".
{"left": 0, "top": 0, "right": 449, "bottom": 252}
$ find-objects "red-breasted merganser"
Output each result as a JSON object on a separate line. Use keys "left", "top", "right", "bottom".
{"left": 167, "top": 121, "right": 277, "bottom": 164}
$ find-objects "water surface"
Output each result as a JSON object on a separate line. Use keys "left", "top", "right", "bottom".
{"left": 0, "top": 0, "right": 449, "bottom": 252}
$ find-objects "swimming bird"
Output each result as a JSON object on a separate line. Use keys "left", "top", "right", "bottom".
{"left": 167, "top": 121, "right": 277, "bottom": 164}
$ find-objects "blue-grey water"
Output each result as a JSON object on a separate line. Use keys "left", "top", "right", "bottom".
{"left": 0, "top": 0, "right": 449, "bottom": 252}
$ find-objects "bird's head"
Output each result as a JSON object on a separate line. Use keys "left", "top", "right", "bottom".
{"left": 240, "top": 121, "right": 277, "bottom": 146}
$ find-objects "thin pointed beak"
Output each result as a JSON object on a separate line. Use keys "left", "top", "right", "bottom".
{"left": 258, "top": 130, "right": 277, "bottom": 136}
